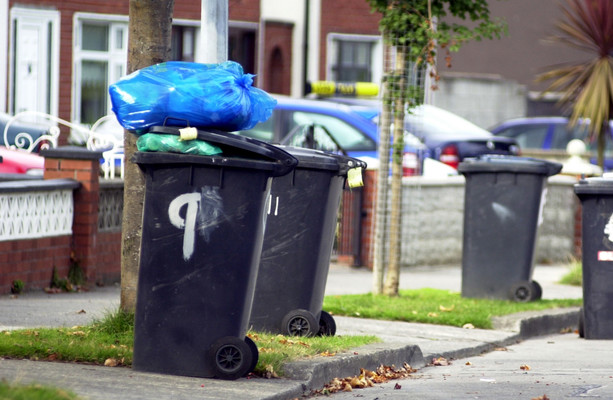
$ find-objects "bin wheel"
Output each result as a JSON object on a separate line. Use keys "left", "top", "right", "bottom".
{"left": 281, "top": 309, "right": 318, "bottom": 337}
{"left": 318, "top": 310, "right": 337, "bottom": 336}
{"left": 530, "top": 280, "right": 543, "bottom": 301}
{"left": 509, "top": 281, "right": 533, "bottom": 302}
{"left": 244, "top": 336, "right": 259, "bottom": 374}
{"left": 578, "top": 307, "right": 585, "bottom": 338}
{"left": 209, "top": 336, "right": 253, "bottom": 380}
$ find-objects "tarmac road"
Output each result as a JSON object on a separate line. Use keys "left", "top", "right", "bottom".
{"left": 324, "top": 332, "right": 613, "bottom": 400}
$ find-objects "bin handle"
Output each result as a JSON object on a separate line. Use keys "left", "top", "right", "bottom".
{"left": 162, "top": 117, "right": 191, "bottom": 128}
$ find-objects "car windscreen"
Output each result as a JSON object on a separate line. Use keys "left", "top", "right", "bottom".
{"left": 286, "top": 111, "right": 376, "bottom": 151}
{"left": 404, "top": 105, "right": 493, "bottom": 140}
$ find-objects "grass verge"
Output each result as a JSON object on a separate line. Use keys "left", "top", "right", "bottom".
{"left": 250, "top": 331, "right": 379, "bottom": 377}
{"left": 0, "top": 381, "right": 80, "bottom": 400}
{"left": 323, "top": 288, "right": 582, "bottom": 329}
{"left": 0, "top": 310, "right": 378, "bottom": 378}
{"left": 559, "top": 260, "right": 582, "bottom": 286}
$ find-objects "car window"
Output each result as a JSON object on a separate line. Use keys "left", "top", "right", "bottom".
{"left": 551, "top": 123, "right": 587, "bottom": 150}
{"left": 237, "top": 115, "right": 275, "bottom": 142}
{"left": 405, "top": 105, "right": 493, "bottom": 139}
{"left": 496, "top": 125, "right": 549, "bottom": 149}
{"left": 283, "top": 125, "right": 341, "bottom": 153}
{"left": 286, "top": 111, "right": 376, "bottom": 151}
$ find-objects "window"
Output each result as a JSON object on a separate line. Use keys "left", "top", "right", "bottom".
{"left": 327, "top": 34, "right": 382, "bottom": 84}
{"left": 228, "top": 27, "right": 256, "bottom": 74}
{"left": 74, "top": 15, "right": 200, "bottom": 126}
{"left": 499, "top": 125, "right": 549, "bottom": 149}
{"left": 75, "top": 18, "right": 128, "bottom": 126}
{"left": 334, "top": 41, "right": 372, "bottom": 82}
{"left": 171, "top": 25, "right": 196, "bottom": 62}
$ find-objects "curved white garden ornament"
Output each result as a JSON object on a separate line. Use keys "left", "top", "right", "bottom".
{"left": 2, "top": 111, "right": 124, "bottom": 179}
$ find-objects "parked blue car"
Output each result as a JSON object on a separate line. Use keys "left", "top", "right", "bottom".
{"left": 490, "top": 116, "right": 613, "bottom": 170}
{"left": 239, "top": 96, "right": 519, "bottom": 174}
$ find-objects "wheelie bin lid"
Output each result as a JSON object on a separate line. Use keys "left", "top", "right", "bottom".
{"left": 134, "top": 125, "right": 298, "bottom": 177}
{"left": 458, "top": 155, "right": 562, "bottom": 177}
{"left": 574, "top": 174, "right": 613, "bottom": 196}
{"left": 276, "top": 146, "right": 367, "bottom": 175}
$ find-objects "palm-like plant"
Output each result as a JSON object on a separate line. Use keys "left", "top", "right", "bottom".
{"left": 537, "top": 0, "right": 613, "bottom": 168}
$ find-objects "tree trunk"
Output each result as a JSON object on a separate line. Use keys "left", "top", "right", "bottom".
{"left": 120, "top": 0, "right": 175, "bottom": 313}
{"left": 383, "top": 47, "right": 405, "bottom": 297}
{"left": 372, "top": 45, "right": 393, "bottom": 295}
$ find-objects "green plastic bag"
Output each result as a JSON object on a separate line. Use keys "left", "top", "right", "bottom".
{"left": 136, "top": 133, "right": 222, "bottom": 156}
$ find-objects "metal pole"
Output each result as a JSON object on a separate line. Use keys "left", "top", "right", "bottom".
{"left": 200, "top": 0, "right": 228, "bottom": 63}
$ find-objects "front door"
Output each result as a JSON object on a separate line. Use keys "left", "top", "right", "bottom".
{"left": 10, "top": 7, "right": 59, "bottom": 117}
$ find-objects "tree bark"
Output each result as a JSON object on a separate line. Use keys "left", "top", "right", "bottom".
{"left": 120, "top": 0, "right": 175, "bottom": 313}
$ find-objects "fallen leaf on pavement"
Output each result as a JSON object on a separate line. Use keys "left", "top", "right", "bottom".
{"left": 520, "top": 364, "right": 531, "bottom": 371}
{"left": 432, "top": 357, "right": 450, "bottom": 366}
{"left": 531, "top": 395, "right": 550, "bottom": 400}
{"left": 311, "top": 363, "right": 417, "bottom": 396}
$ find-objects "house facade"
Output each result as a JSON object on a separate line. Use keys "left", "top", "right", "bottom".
{"left": 0, "top": 0, "right": 588, "bottom": 141}
{"left": 432, "top": 0, "right": 589, "bottom": 128}
{"left": 0, "top": 0, "right": 382, "bottom": 142}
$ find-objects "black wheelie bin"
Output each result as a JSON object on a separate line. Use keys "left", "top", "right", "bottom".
{"left": 574, "top": 175, "right": 613, "bottom": 339}
{"left": 458, "top": 155, "right": 562, "bottom": 301}
{"left": 132, "top": 126, "right": 297, "bottom": 379}
{"left": 249, "top": 146, "right": 366, "bottom": 336}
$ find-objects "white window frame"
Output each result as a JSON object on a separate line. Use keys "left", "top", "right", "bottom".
{"left": 72, "top": 13, "right": 201, "bottom": 126}
{"left": 72, "top": 13, "right": 129, "bottom": 126}
{"left": 326, "top": 33, "right": 383, "bottom": 86}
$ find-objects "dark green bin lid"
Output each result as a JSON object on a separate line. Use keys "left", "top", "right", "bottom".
{"left": 458, "top": 155, "right": 562, "bottom": 176}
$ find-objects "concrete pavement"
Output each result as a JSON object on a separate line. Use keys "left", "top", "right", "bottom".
{"left": 0, "top": 264, "right": 582, "bottom": 399}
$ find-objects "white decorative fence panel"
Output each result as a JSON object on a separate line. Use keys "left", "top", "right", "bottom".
{"left": 0, "top": 180, "right": 79, "bottom": 241}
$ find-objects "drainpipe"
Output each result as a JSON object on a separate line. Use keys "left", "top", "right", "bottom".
{"left": 302, "top": 0, "right": 309, "bottom": 97}
{"left": 0, "top": 0, "right": 7, "bottom": 112}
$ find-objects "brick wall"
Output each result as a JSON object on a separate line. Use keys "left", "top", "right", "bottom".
{"left": 263, "top": 21, "right": 293, "bottom": 95}
{"left": 359, "top": 169, "right": 377, "bottom": 267}
{"left": 44, "top": 147, "right": 103, "bottom": 284}
{"left": 227, "top": 0, "right": 260, "bottom": 22}
{"left": 0, "top": 147, "right": 122, "bottom": 294}
{"left": 0, "top": 235, "right": 72, "bottom": 293}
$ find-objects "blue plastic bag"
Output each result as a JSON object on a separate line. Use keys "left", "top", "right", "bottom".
{"left": 109, "top": 61, "right": 277, "bottom": 132}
